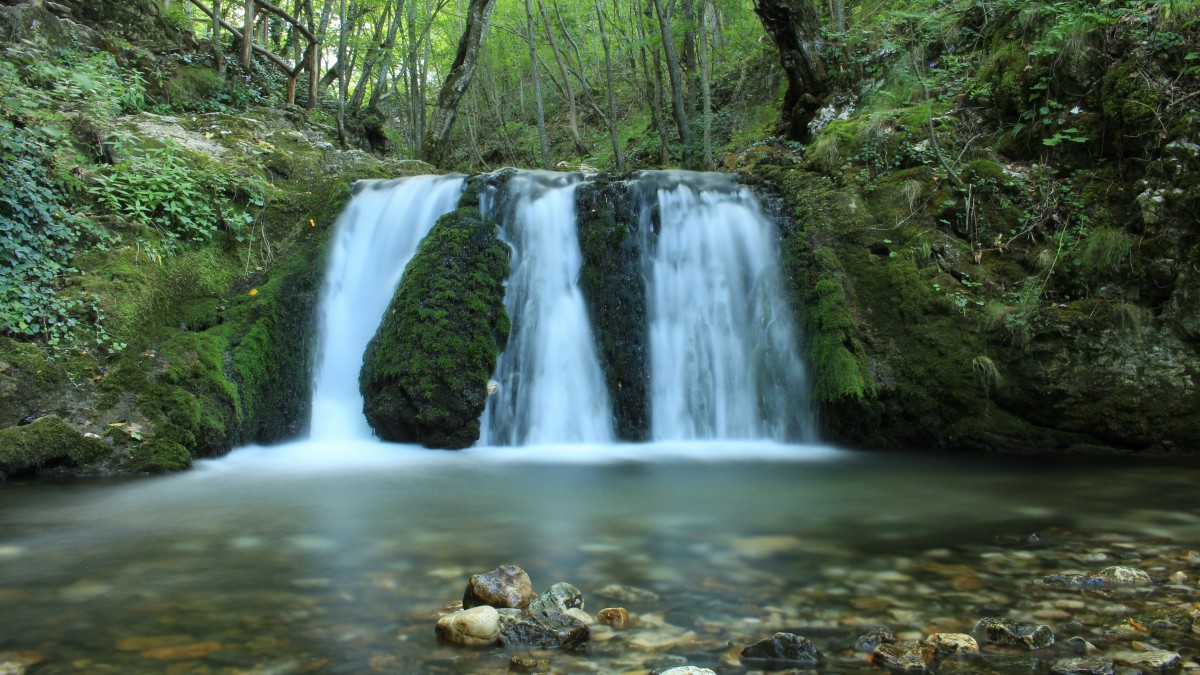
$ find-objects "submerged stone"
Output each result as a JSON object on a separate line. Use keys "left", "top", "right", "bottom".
{"left": 973, "top": 617, "right": 1055, "bottom": 649}
{"left": 1112, "top": 650, "right": 1182, "bottom": 673}
{"left": 597, "top": 607, "right": 629, "bottom": 629}
{"left": 869, "top": 641, "right": 933, "bottom": 672}
{"left": 1052, "top": 656, "right": 1116, "bottom": 675}
{"left": 1097, "top": 566, "right": 1153, "bottom": 587}
{"left": 926, "top": 632, "right": 979, "bottom": 656}
{"left": 462, "top": 564, "right": 536, "bottom": 610}
{"left": 740, "top": 632, "right": 820, "bottom": 669}
{"left": 594, "top": 583, "right": 659, "bottom": 604}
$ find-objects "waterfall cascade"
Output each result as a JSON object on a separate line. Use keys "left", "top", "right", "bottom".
{"left": 480, "top": 172, "right": 614, "bottom": 445}
{"left": 309, "top": 175, "right": 464, "bottom": 440}
{"left": 306, "top": 170, "right": 812, "bottom": 448}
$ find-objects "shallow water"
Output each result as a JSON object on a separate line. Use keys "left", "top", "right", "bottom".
{"left": 2, "top": 444, "right": 1199, "bottom": 673}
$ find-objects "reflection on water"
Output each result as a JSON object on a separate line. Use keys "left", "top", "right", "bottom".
{"left": 1, "top": 444, "right": 1199, "bottom": 673}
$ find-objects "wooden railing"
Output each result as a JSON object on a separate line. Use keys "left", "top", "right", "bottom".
{"left": 187, "top": 0, "right": 319, "bottom": 108}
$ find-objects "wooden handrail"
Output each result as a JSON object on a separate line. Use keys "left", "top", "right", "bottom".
{"left": 187, "top": 0, "right": 320, "bottom": 108}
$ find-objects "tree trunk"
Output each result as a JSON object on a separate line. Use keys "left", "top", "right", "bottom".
{"left": 596, "top": 0, "right": 624, "bottom": 171}
{"left": 829, "top": 0, "right": 845, "bottom": 32}
{"left": 635, "top": 0, "right": 668, "bottom": 165}
{"left": 418, "top": 0, "right": 497, "bottom": 167}
{"left": 213, "top": 0, "right": 225, "bottom": 78}
{"left": 369, "top": 0, "right": 405, "bottom": 108}
{"left": 525, "top": 0, "right": 551, "bottom": 169}
{"left": 699, "top": 0, "right": 712, "bottom": 169}
{"left": 335, "top": 0, "right": 348, "bottom": 149}
{"left": 652, "top": 0, "right": 693, "bottom": 165}
{"left": 241, "top": 0, "right": 254, "bottom": 70}
{"left": 753, "top": 0, "right": 829, "bottom": 142}
{"left": 538, "top": 0, "right": 585, "bottom": 155}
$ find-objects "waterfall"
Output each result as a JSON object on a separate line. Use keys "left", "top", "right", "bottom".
{"left": 309, "top": 175, "right": 464, "bottom": 440}
{"left": 480, "top": 172, "right": 614, "bottom": 445}
{"left": 302, "top": 169, "right": 810, "bottom": 451}
{"left": 641, "top": 171, "right": 813, "bottom": 442}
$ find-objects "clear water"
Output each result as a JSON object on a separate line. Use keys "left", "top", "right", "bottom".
{"left": 1, "top": 447, "right": 1199, "bottom": 673}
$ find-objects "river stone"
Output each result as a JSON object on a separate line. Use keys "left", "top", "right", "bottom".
{"left": 739, "top": 632, "right": 820, "bottom": 669}
{"left": 594, "top": 582, "right": 659, "bottom": 604}
{"left": 597, "top": 607, "right": 629, "bottom": 629}
{"left": 0, "top": 651, "right": 46, "bottom": 675}
{"left": 435, "top": 605, "right": 500, "bottom": 646}
{"left": 1097, "top": 566, "right": 1153, "bottom": 587}
{"left": 1112, "top": 650, "right": 1182, "bottom": 673}
{"left": 869, "top": 641, "right": 934, "bottom": 672}
{"left": 1037, "top": 573, "right": 1109, "bottom": 589}
{"left": 528, "top": 582, "right": 585, "bottom": 616}
{"left": 496, "top": 606, "right": 589, "bottom": 649}
{"left": 1067, "top": 637, "right": 1100, "bottom": 654}
{"left": 856, "top": 626, "right": 897, "bottom": 652}
{"left": 1052, "top": 656, "right": 1116, "bottom": 675}
{"left": 926, "top": 632, "right": 979, "bottom": 656}
{"left": 658, "top": 668, "right": 717, "bottom": 675}
{"left": 462, "top": 564, "right": 536, "bottom": 609}
{"left": 973, "top": 617, "right": 1055, "bottom": 649}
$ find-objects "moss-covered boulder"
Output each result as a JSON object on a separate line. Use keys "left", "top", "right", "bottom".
{"left": 359, "top": 197, "right": 511, "bottom": 449}
{"left": 575, "top": 178, "right": 650, "bottom": 441}
{"left": 0, "top": 416, "right": 108, "bottom": 477}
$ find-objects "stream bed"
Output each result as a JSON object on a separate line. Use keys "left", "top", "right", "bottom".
{"left": 2, "top": 442, "right": 1199, "bottom": 674}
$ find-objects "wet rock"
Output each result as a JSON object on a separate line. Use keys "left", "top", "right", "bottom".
{"left": 462, "top": 564, "right": 536, "bottom": 609}
{"left": 1067, "top": 636, "right": 1100, "bottom": 654}
{"left": 1112, "top": 650, "right": 1182, "bottom": 673}
{"left": 1036, "top": 573, "right": 1109, "bottom": 589}
{"left": 856, "top": 627, "right": 898, "bottom": 653}
{"left": 566, "top": 608, "right": 594, "bottom": 625}
{"left": 1052, "top": 656, "right": 1116, "bottom": 675}
{"left": 658, "top": 668, "right": 716, "bottom": 675}
{"left": 973, "top": 617, "right": 1055, "bottom": 649}
{"left": 594, "top": 583, "right": 659, "bottom": 604}
{"left": 528, "top": 582, "right": 585, "bottom": 616}
{"left": 644, "top": 655, "right": 689, "bottom": 670}
{"left": 739, "top": 632, "right": 820, "bottom": 669}
{"left": 926, "top": 633, "right": 978, "bottom": 656}
{"left": 1097, "top": 566, "right": 1153, "bottom": 587}
{"left": 497, "top": 606, "right": 589, "bottom": 650}
{"left": 597, "top": 607, "right": 629, "bottom": 629}
{"left": 141, "top": 641, "right": 222, "bottom": 660}
{"left": 435, "top": 605, "right": 501, "bottom": 646}
{"left": 869, "top": 641, "right": 934, "bottom": 672}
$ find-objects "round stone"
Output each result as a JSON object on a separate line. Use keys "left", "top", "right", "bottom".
{"left": 435, "top": 605, "right": 500, "bottom": 646}
{"left": 463, "top": 564, "right": 536, "bottom": 609}
{"left": 597, "top": 607, "right": 629, "bottom": 629}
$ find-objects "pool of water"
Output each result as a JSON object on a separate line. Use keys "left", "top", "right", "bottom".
{"left": 2, "top": 442, "right": 1199, "bottom": 673}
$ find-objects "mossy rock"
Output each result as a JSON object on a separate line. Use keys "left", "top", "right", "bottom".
{"left": 1101, "top": 63, "right": 1164, "bottom": 156}
{"left": 359, "top": 199, "right": 511, "bottom": 449}
{"left": 575, "top": 178, "right": 650, "bottom": 441}
{"left": 0, "top": 337, "right": 67, "bottom": 427}
{"left": 0, "top": 416, "right": 108, "bottom": 477}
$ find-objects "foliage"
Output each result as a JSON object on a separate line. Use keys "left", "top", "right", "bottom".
{"left": 0, "top": 38, "right": 147, "bottom": 354}
{"left": 90, "top": 141, "right": 265, "bottom": 254}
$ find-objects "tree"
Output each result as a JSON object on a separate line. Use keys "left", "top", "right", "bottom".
{"left": 525, "top": 0, "right": 551, "bottom": 169}
{"left": 418, "top": 0, "right": 497, "bottom": 167}
{"left": 652, "top": 0, "right": 693, "bottom": 165}
{"left": 753, "top": 0, "right": 829, "bottom": 142}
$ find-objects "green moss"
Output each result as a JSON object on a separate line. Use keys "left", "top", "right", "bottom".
{"left": 0, "top": 416, "right": 107, "bottom": 476}
{"left": 1101, "top": 63, "right": 1164, "bottom": 155}
{"left": 982, "top": 43, "right": 1033, "bottom": 122}
{"left": 576, "top": 179, "right": 650, "bottom": 440}
{"left": 359, "top": 203, "right": 510, "bottom": 449}
{"left": 165, "top": 65, "right": 223, "bottom": 108}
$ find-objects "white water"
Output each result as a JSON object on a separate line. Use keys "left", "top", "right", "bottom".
{"left": 308, "top": 175, "right": 464, "bottom": 440}
{"left": 480, "top": 172, "right": 614, "bottom": 445}
{"left": 643, "top": 172, "right": 813, "bottom": 442}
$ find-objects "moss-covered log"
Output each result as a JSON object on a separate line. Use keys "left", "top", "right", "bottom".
{"left": 359, "top": 195, "right": 510, "bottom": 449}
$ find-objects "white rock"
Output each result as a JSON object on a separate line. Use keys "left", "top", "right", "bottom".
{"left": 435, "top": 605, "right": 500, "bottom": 646}
{"left": 659, "top": 668, "right": 716, "bottom": 675}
